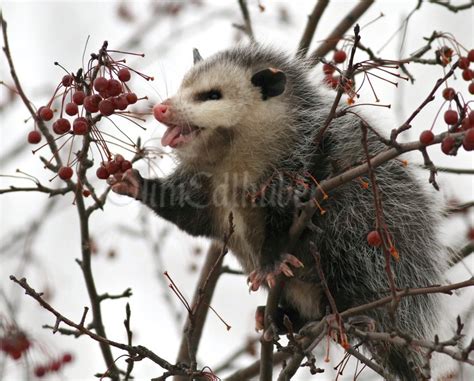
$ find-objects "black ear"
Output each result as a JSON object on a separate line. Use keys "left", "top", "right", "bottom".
{"left": 193, "top": 48, "right": 203, "bottom": 64}
{"left": 251, "top": 68, "right": 286, "bottom": 100}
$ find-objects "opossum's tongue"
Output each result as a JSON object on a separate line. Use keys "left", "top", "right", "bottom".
{"left": 161, "top": 125, "right": 182, "bottom": 148}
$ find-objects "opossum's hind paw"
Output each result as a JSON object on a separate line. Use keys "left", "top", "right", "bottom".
{"left": 247, "top": 254, "right": 304, "bottom": 292}
{"left": 254, "top": 305, "right": 305, "bottom": 333}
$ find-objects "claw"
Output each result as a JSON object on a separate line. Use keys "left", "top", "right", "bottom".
{"left": 248, "top": 271, "right": 262, "bottom": 292}
{"left": 248, "top": 255, "right": 304, "bottom": 292}
{"left": 280, "top": 263, "right": 294, "bottom": 277}
{"left": 283, "top": 253, "right": 304, "bottom": 268}
{"left": 266, "top": 273, "right": 276, "bottom": 288}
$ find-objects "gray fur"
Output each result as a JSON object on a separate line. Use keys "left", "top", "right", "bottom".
{"left": 141, "top": 44, "right": 447, "bottom": 380}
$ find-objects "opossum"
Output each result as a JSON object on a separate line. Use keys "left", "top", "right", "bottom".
{"left": 110, "top": 44, "right": 447, "bottom": 380}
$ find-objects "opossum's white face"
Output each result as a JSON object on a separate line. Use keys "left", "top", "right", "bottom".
{"left": 153, "top": 59, "right": 288, "bottom": 166}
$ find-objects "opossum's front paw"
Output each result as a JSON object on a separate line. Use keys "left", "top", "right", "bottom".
{"left": 248, "top": 254, "right": 304, "bottom": 291}
{"left": 108, "top": 169, "right": 142, "bottom": 200}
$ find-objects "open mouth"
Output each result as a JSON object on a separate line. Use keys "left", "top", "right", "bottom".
{"left": 161, "top": 124, "right": 202, "bottom": 148}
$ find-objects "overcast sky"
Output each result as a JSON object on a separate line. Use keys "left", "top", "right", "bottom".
{"left": 0, "top": 1, "right": 473, "bottom": 380}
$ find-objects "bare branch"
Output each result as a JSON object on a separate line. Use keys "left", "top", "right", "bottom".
{"left": 308, "top": 0, "right": 374, "bottom": 65}
{"left": 224, "top": 352, "right": 289, "bottom": 381}
{"left": 296, "top": 0, "right": 330, "bottom": 58}
{"left": 0, "top": 184, "right": 71, "bottom": 196}
{"left": 1, "top": 13, "right": 63, "bottom": 167}
{"left": 174, "top": 241, "right": 226, "bottom": 378}
{"left": 237, "top": 0, "right": 255, "bottom": 42}
{"left": 9, "top": 276, "right": 187, "bottom": 375}
{"left": 428, "top": 0, "right": 474, "bottom": 12}
{"left": 420, "top": 165, "right": 474, "bottom": 175}
{"left": 99, "top": 288, "right": 133, "bottom": 302}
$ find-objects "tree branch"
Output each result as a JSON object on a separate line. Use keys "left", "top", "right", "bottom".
{"left": 308, "top": 0, "right": 374, "bottom": 65}
{"left": 296, "top": 0, "right": 329, "bottom": 58}
{"left": 9, "top": 276, "right": 188, "bottom": 375}
{"left": 174, "top": 241, "right": 226, "bottom": 379}
{"left": 237, "top": 0, "right": 255, "bottom": 42}
{"left": 428, "top": 0, "right": 474, "bottom": 12}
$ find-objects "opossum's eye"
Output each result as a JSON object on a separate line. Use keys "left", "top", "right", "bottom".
{"left": 251, "top": 68, "right": 286, "bottom": 100}
{"left": 195, "top": 89, "right": 222, "bottom": 102}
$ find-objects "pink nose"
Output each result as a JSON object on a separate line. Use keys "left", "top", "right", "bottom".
{"left": 153, "top": 103, "right": 170, "bottom": 122}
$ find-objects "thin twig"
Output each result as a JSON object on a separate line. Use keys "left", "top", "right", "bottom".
{"left": 428, "top": 0, "right": 474, "bottom": 12}
{"left": 237, "top": 0, "right": 255, "bottom": 42}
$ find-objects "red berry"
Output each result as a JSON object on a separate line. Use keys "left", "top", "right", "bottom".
{"left": 62, "top": 74, "right": 74, "bottom": 87}
{"left": 463, "top": 129, "right": 474, "bottom": 151}
{"left": 442, "top": 87, "right": 455, "bottom": 101}
{"left": 34, "top": 366, "right": 46, "bottom": 378}
{"left": 62, "top": 353, "right": 73, "bottom": 363}
{"left": 324, "top": 74, "right": 339, "bottom": 89}
{"left": 118, "top": 68, "right": 131, "bottom": 82}
{"left": 322, "top": 63, "right": 335, "bottom": 75}
{"left": 468, "top": 227, "right": 474, "bottom": 241}
{"left": 50, "top": 360, "right": 61, "bottom": 372}
{"left": 441, "top": 136, "right": 455, "bottom": 155}
{"left": 99, "top": 99, "right": 115, "bottom": 116}
{"left": 16, "top": 335, "right": 30, "bottom": 352}
{"left": 458, "top": 57, "right": 470, "bottom": 70}
{"left": 461, "top": 118, "right": 472, "bottom": 131}
{"left": 93, "top": 77, "right": 109, "bottom": 92}
{"left": 72, "top": 91, "right": 86, "bottom": 105}
{"left": 96, "top": 166, "right": 109, "bottom": 180}
{"left": 39, "top": 107, "right": 54, "bottom": 121}
{"left": 58, "top": 166, "right": 73, "bottom": 180}
{"left": 10, "top": 349, "right": 22, "bottom": 360}
{"left": 65, "top": 102, "right": 78, "bottom": 116}
{"left": 107, "top": 79, "right": 123, "bottom": 96}
{"left": 113, "top": 95, "right": 128, "bottom": 110}
{"left": 28, "top": 130, "right": 42, "bottom": 144}
{"left": 83, "top": 95, "right": 101, "bottom": 113}
{"left": 333, "top": 50, "right": 347, "bottom": 64}
{"left": 367, "top": 230, "right": 382, "bottom": 247}
{"left": 126, "top": 92, "right": 138, "bottom": 104}
{"left": 419, "top": 130, "right": 434, "bottom": 145}
{"left": 121, "top": 160, "right": 132, "bottom": 172}
{"left": 444, "top": 110, "right": 459, "bottom": 125}
{"left": 469, "top": 111, "right": 474, "bottom": 125}
{"left": 73, "top": 117, "right": 89, "bottom": 135}
{"left": 82, "top": 189, "right": 91, "bottom": 197}
{"left": 52, "top": 118, "right": 71, "bottom": 134}
{"left": 469, "top": 82, "right": 474, "bottom": 95}
{"left": 106, "top": 160, "right": 120, "bottom": 174}
{"left": 468, "top": 49, "right": 474, "bottom": 62}
{"left": 462, "top": 69, "right": 473, "bottom": 81}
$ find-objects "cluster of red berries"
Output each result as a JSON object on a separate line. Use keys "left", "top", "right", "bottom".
{"left": 26, "top": 42, "right": 151, "bottom": 183}
{"left": 29, "top": 67, "right": 139, "bottom": 146}
{"left": 96, "top": 154, "right": 132, "bottom": 180}
{"left": 322, "top": 49, "right": 347, "bottom": 90}
{"left": 438, "top": 47, "right": 474, "bottom": 91}
{"left": 419, "top": 104, "right": 474, "bottom": 154}
{"left": 34, "top": 352, "right": 73, "bottom": 378}
{"left": 0, "top": 329, "right": 31, "bottom": 360}
{"left": 417, "top": 47, "right": 474, "bottom": 154}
